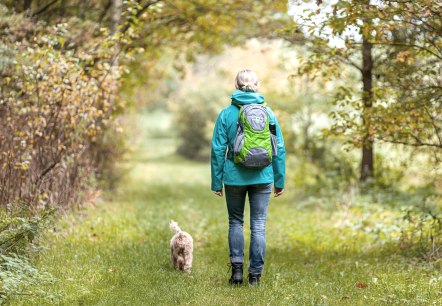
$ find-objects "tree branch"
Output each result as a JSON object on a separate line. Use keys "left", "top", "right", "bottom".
{"left": 37, "top": 160, "right": 60, "bottom": 183}
{"left": 339, "top": 56, "right": 363, "bottom": 73}
{"left": 98, "top": 0, "right": 113, "bottom": 25}
{"left": 31, "top": 0, "right": 59, "bottom": 16}
{"left": 120, "top": 0, "right": 161, "bottom": 34}
{"left": 424, "top": 106, "right": 442, "bottom": 148}
{"left": 350, "top": 41, "right": 442, "bottom": 60}
{"left": 378, "top": 138, "right": 442, "bottom": 149}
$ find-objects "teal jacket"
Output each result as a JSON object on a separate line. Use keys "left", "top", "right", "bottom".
{"left": 211, "top": 90, "right": 286, "bottom": 190}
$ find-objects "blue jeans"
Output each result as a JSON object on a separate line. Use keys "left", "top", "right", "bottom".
{"left": 225, "top": 183, "right": 272, "bottom": 274}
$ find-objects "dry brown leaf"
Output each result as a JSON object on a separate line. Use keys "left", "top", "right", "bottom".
{"left": 355, "top": 282, "right": 369, "bottom": 289}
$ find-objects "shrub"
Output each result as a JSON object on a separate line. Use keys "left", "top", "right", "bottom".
{"left": 0, "top": 5, "right": 136, "bottom": 302}
{"left": 335, "top": 191, "right": 442, "bottom": 261}
{"left": 0, "top": 7, "right": 126, "bottom": 213}
{"left": 170, "top": 87, "right": 224, "bottom": 161}
{"left": 400, "top": 202, "right": 442, "bottom": 260}
{"left": 0, "top": 209, "right": 52, "bottom": 255}
{"left": 0, "top": 208, "right": 56, "bottom": 303}
{"left": 291, "top": 137, "right": 359, "bottom": 196}
{"left": 0, "top": 254, "right": 57, "bottom": 304}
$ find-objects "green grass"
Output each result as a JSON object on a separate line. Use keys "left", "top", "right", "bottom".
{"left": 13, "top": 112, "right": 442, "bottom": 305}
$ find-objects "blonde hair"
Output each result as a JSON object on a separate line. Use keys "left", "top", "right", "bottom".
{"left": 235, "top": 69, "right": 260, "bottom": 92}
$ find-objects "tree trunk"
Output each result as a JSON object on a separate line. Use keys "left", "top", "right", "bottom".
{"left": 23, "top": 0, "right": 32, "bottom": 12}
{"left": 79, "top": 0, "right": 87, "bottom": 19}
{"left": 59, "top": 0, "right": 66, "bottom": 17}
{"left": 113, "top": 0, "right": 121, "bottom": 31}
{"left": 113, "top": 0, "right": 122, "bottom": 64}
{"left": 360, "top": 36, "right": 374, "bottom": 182}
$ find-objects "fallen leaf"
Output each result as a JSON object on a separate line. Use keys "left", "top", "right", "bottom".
{"left": 355, "top": 282, "right": 369, "bottom": 289}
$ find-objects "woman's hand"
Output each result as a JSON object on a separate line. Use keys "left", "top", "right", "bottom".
{"left": 214, "top": 190, "right": 223, "bottom": 197}
{"left": 274, "top": 187, "right": 284, "bottom": 197}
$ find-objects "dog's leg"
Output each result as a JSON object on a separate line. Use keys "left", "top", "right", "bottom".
{"left": 183, "top": 251, "right": 193, "bottom": 273}
{"left": 177, "top": 256, "right": 185, "bottom": 270}
{"left": 171, "top": 246, "right": 178, "bottom": 269}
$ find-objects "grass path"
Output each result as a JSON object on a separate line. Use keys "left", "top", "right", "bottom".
{"left": 14, "top": 112, "right": 442, "bottom": 305}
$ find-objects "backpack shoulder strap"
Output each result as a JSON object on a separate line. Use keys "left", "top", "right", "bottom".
{"left": 232, "top": 101, "right": 242, "bottom": 109}
{"left": 232, "top": 102, "right": 266, "bottom": 108}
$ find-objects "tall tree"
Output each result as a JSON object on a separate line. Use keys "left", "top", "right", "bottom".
{"left": 289, "top": 0, "right": 442, "bottom": 183}
{"left": 360, "top": 4, "right": 374, "bottom": 181}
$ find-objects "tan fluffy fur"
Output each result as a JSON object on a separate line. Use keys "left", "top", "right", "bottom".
{"left": 169, "top": 220, "right": 193, "bottom": 273}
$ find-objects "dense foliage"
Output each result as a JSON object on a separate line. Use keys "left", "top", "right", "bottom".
{"left": 0, "top": 12, "right": 125, "bottom": 214}
{"left": 0, "top": 3, "right": 131, "bottom": 301}
{"left": 289, "top": 0, "right": 442, "bottom": 181}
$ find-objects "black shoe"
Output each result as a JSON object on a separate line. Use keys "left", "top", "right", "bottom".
{"left": 248, "top": 273, "right": 261, "bottom": 286}
{"left": 228, "top": 263, "right": 243, "bottom": 284}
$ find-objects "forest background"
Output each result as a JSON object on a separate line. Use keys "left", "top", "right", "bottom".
{"left": 0, "top": 0, "right": 441, "bottom": 304}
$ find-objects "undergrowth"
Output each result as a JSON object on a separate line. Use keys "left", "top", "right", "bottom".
{"left": 0, "top": 209, "right": 56, "bottom": 304}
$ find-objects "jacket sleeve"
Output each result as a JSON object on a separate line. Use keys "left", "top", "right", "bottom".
{"left": 211, "top": 111, "right": 228, "bottom": 191}
{"left": 272, "top": 116, "right": 286, "bottom": 189}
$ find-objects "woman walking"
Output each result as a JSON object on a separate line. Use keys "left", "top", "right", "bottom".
{"left": 211, "top": 69, "right": 286, "bottom": 285}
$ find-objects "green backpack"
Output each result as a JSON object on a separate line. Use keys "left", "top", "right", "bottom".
{"left": 233, "top": 103, "right": 277, "bottom": 168}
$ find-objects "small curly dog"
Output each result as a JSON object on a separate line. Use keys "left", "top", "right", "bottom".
{"left": 169, "top": 220, "right": 193, "bottom": 273}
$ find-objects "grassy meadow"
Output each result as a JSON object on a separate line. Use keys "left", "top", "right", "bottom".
{"left": 13, "top": 111, "right": 442, "bottom": 305}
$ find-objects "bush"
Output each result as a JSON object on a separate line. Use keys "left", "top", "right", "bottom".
{"left": 0, "top": 209, "right": 52, "bottom": 255}
{"left": 0, "top": 7, "right": 126, "bottom": 213}
{"left": 291, "top": 137, "right": 359, "bottom": 196}
{"left": 0, "top": 208, "right": 56, "bottom": 303}
{"left": 0, "top": 254, "right": 57, "bottom": 304}
{"left": 170, "top": 87, "right": 225, "bottom": 161}
{"left": 335, "top": 191, "right": 442, "bottom": 261}
{"left": 400, "top": 202, "right": 442, "bottom": 260}
{"left": 0, "top": 5, "right": 138, "bottom": 302}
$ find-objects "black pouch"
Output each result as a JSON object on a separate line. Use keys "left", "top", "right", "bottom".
{"left": 269, "top": 124, "right": 277, "bottom": 156}
{"left": 269, "top": 123, "right": 276, "bottom": 136}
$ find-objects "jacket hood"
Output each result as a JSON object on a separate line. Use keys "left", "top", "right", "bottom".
{"left": 230, "top": 90, "right": 264, "bottom": 105}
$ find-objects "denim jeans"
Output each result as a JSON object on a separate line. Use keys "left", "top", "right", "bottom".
{"left": 225, "top": 183, "right": 272, "bottom": 274}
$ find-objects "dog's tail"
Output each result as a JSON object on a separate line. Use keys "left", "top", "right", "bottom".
{"left": 169, "top": 220, "right": 181, "bottom": 234}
